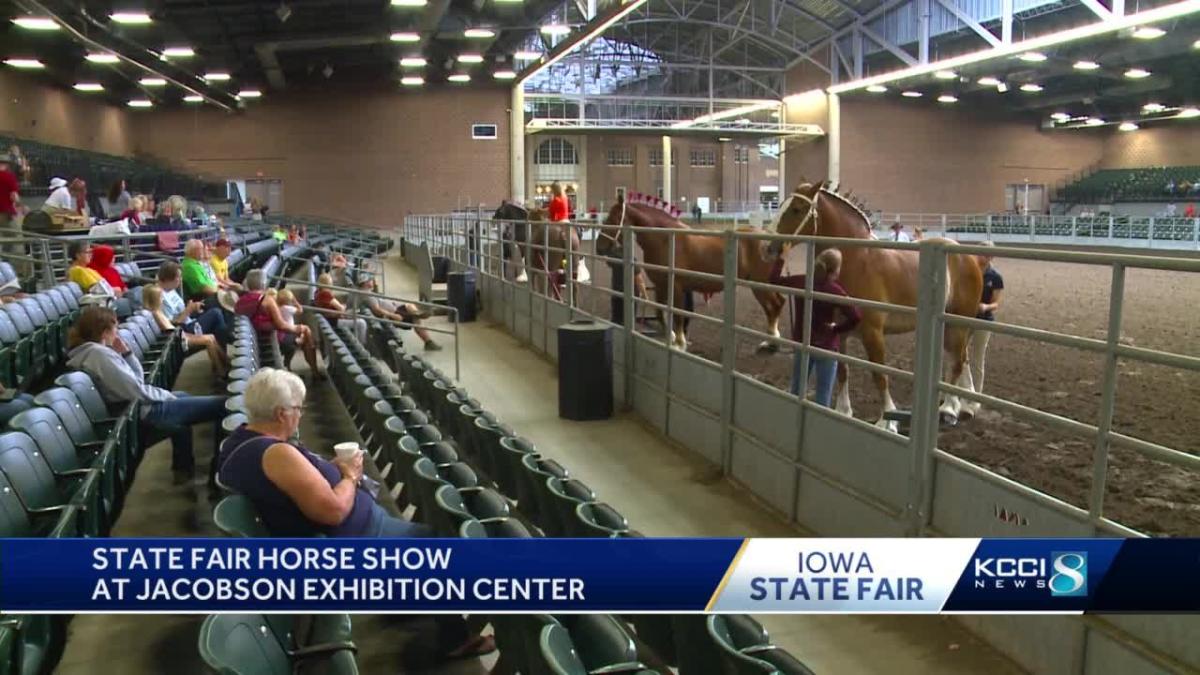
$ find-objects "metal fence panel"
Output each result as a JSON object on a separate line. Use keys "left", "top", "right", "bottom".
{"left": 670, "top": 351, "right": 723, "bottom": 415}
{"left": 803, "top": 410, "right": 910, "bottom": 512}
{"left": 795, "top": 471, "right": 907, "bottom": 536}
{"left": 929, "top": 459, "right": 1092, "bottom": 538}
{"left": 1082, "top": 637, "right": 1167, "bottom": 675}
{"left": 731, "top": 434, "right": 797, "bottom": 515}
{"left": 733, "top": 378, "right": 800, "bottom": 460}
{"left": 668, "top": 401, "right": 723, "bottom": 466}
{"left": 633, "top": 377, "right": 668, "bottom": 433}
{"left": 956, "top": 615, "right": 1084, "bottom": 675}
{"left": 1103, "top": 616, "right": 1200, "bottom": 669}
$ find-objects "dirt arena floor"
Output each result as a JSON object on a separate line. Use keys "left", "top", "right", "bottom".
{"left": 564, "top": 249, "right": 1200, "bottom": 537}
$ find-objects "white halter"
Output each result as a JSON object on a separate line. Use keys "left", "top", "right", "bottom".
{"left": 781, "top": 188, "right": 819, "bottom": 236}
{"left": 597, "top": 200, "right": 627, "bottom": 248}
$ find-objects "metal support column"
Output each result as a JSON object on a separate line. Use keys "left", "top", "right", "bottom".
{"left": 917, "top": 0, "right": 931, "bottom": 63}
{"left": 662, "top": 136, "right": 673, "bottom": 204}
{"left": 511, "top": 86, "right": 526, "bottom": 205}
{"left": 622, "top": 221, "right": 636, "bottom": 409}
{"left": 827, "top": 93, "right": 841, "bottom": 185}
{"left": 719, "top": 231, "right": 738, "bottom": 475}
{"left": 906, "top": 240, "right": 948, "bottom": 535}
{"left": 1088, "top": 264, "right": 1124, "bottom": 530}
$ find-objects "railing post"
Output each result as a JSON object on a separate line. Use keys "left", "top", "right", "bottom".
{"left": 985, "top": 214, "right": 992, "bottom": 241}
{"left": 622, "top": 221, "right": 635, "bottom": 409}
{"left": 906, "top": 239, "right": 948, "bottom": 536}
{"left": 1108, "top": 215, "right": 1114, "bottom": 239}
{"left": 1148, "top": 217, "right": 1155, "bottom": 246}
{"left": 1194, "top": 218, "right": 1199, "bottom": 250}
{"left": 719, "top": 230, "right": 738, "bottom": 476}
{"left": 1028, "top": 214, "right": 1035, "bottom": 241}
{"left": 1088, "top": 264, "right": 1124, "bottom": 532}
{"left": 665, "top": 231, "right": 675, "bottom": 348}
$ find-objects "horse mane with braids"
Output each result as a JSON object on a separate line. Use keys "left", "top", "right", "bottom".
{"left": 627, "top": 192, "right": 682, "bottom": 219}
{"left": 820, "top": 185, "right": 873, "bottom": 233}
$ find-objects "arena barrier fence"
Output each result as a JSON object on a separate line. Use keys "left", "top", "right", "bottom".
{"left": 875, "top": 212, "right": 1200, "bottom": 250}
{"left": 403, "top": 211, "right": 1200, "bottom": 675}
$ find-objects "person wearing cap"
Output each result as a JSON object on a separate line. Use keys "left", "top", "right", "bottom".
{"left": 358, "top": 275, "right": 441, "bottom": 351}
{"left": 69, "top": 178, "right": 89, "bottom": 218}
{"left": 209, "top": 238, "right": 243, "bottom": 292}
{"left": 44, "top": 177, "right": 74, "bottom": 211}
{"left": 889, "top": 220, "right": 912, "bottom": 242}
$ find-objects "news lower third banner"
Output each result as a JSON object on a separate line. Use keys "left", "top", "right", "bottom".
{"left": 0, "top": 538, "right": 1196, "bottom": 613}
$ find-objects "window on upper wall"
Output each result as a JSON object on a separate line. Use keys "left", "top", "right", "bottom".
{"left": 607, "top": 148, "right": 634, "bottom": 166}
{"left": 534, "top": 138, "right": 578, "bottom": 165}
{"left": 690, "top": 148, "right": 716, "bottom": 167}
{"left": 648, "top": 148, "right": 676, "bottom": 167}
{"left": 734, "top": 146, "right": 750, "bottom": 164}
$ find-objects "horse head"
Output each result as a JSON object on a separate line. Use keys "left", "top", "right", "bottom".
{"left": 596, "top": 197, "right": 628, "bottom": 258}
{"left": 773, "top": 181, "right": 823, "bottom": 241}
{"left": 492, "top": 200, "right": 528, "bottom": 222}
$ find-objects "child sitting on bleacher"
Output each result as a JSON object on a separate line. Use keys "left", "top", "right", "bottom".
{"left": 143, "top": 283, "right": 230, "bottom": 380}
{"left": 276, "top": 288, "right": 300, "bottom": 331}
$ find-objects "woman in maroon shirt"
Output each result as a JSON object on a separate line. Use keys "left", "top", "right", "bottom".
{"left": 768, "top": 248, "right": 861, "bottom": 405}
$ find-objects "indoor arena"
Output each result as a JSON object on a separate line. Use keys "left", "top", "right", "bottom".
{"left": 0, "top": 0, "right": 1197, "bottom": 672}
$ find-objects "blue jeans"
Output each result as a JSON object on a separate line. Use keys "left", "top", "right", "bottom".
{"left": 791, "top": 353, "right": 838, "bottom": 407}
{"left": 0, "top": 393, "right": 35, "bottom": 426}
{"left": 143, "top": 392, "right": 227, "bottom": 471}
{"left": 187, "top": 306, "right": 230, "bottom": 346}
{"left": 365, "top": 502, "right": 434, "bottom": 538}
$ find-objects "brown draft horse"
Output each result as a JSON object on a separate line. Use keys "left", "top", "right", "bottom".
{"left": 597, "top": 196, "right": 785, "bottom": 351}
{"left": 492, "top": 200, "right": 582, "bottom": 300}
{"left": 773, "top": 181, "right": 985, "bottom": 425}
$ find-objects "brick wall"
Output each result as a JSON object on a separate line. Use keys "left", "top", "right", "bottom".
{"left": 136, "top": 85, "right": 510, "bottom": 227}
{"left": 0, "top": 70, "right": 134, "bottom": 157}
{"left": 1099, "top": 124, "right": 1200, "bottom": 169}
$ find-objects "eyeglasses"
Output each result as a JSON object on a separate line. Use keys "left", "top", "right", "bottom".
{"left": 282, "top": 405, "right": 305, "bottom": 416}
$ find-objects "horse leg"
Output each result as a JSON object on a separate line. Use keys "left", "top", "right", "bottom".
{"left": 752, "top": 290, "right": 783, "bottom": 354}
{"left": 860, "top": 328, "right": 897, "bottom": 429}
{"left": 654, "top": 282, "right": 675, "bottom": 346}
{"left": 834, "top": 356, "right": 854, "bottom": 417}
{"left": 939, "top": 327, "right": 974, "bottom": 423}
{"left": 960, "top": 329, "right": 990, "bottom": 418}
{"left": 673, "top": 284, "right": 689, "bottom": 350}
{"left": 573, "top": 232, "right": 590, "bottom": 283}
{"left": 511, "top": 239, "right": 528, "bottom": 283}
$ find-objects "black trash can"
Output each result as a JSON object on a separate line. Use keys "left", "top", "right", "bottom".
{"left": 558, "top": 320, "right": 613, "bottom": 421}
{"left": 432, "top": 256, "right": 450, "bottom": 283}
{"left": 447, "top": 270, "right": 477, "bottom": 323}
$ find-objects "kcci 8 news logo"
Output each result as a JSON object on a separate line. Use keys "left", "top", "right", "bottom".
{"left": 973, "top": 551, "right": 1088, "bottom": 597}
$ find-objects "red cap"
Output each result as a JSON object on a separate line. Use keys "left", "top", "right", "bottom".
{"left": 215, "top": 238, "right": 231, "bottom": 247}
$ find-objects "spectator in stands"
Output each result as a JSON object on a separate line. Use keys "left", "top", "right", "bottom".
{"left": 138, "top": 195, "right": 156, "bottom": 222}
{"left": 181, "top": 239, "right": 219, "bottom": 302}
{"left": 1180, "top": 180, "right": 1193, "bottom": 196}
{"left": 330, "top": 253, "right": 352, "bottom": 287}
{"left": 146, "top": 195, "right": 187, "bottom": 231}
{"left": 142, "top": 284, "right": 229, "bottom": 379}
{"left": 0, "top": 382, "right": 35, "bottom": 426}
{"left": 69, "top": 178, "right": 89, "bottom": 218}
{"left": 107, "top": 179, "right": 131, "bottom": 217}
{"left": 248, "top": 198, "right": 264, "bottom": 222}
{"left": 43, "top": 177, "right": 73, "bottom": 211}
{"left": 357, "top": 275, "right": 440, "bottom": 351}
{"left": 1167, "top": 203, "right": 1177, "bottom": 217}
{"left": 0, "top": 153, "right": 24, "bottom": 271}
{"left": 156, "top": 260, "right": 231, "bottom": 346}
{"left": 767, "top": 247, "right": 860, "bottom": 405}
{"left": 287, "top": 225, "right": 300, "bottom": 245}
{"left": 120, "top": 195, "right": 144, "bottom": 228}
{"left": 237, "top": 269, "right": 324, "bottom": 378}
{"left": 272, "top": 222, "right": 287, "bottom": 242}
{"left": 314, "top": 272, "right": 368, "bottom": 343}
{"left": 1185, "top": 204, "right": 1197, "bottom": 219}
{"left": 1166, "top": 179, "right": 1176, "bottom": 196}
{"left": 86, "top": 244, "right": 127, "bottom": 294}
{"left": 969, "top": 242, "right": 1004, "bottom": 413}
{"left": 889, "top": 221, "right": 912, "bottom": 242}
{"left": 67, "top": 241, "right": 132, "bottom": 315}
{"left": 67, "top": 306, "right": 227, "bottom": 483}
{"left": 209, "top": 238, "right": 243, "bottom": 291}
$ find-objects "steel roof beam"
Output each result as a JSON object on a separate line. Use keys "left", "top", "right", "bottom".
{"left": 934, "top": 0, "right": 1002, "bottom": 47}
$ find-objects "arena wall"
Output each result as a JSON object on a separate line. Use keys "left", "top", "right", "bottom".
{"left": 0, "top": 70, "right": 135, "bottom": 158}
{"left": 1099, "top": 124, "right": 1200, "bottom": 169}
{"left": 135, "top": 85, "right": 511, "bottom": 227}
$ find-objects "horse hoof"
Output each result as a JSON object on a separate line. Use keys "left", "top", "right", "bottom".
{"left": 755, "top": 342, "right": 780, "bottom": 354}
{"left": 875, "top": 418, "right": 899, "bottom": 434}
{"left": 939, "top": 411, "right": 959, "bottom": 427}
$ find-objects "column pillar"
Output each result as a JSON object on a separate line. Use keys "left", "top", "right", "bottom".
{"left": 511, "top": 85, "right": 526, "bottom": 203}
{"left": 827, "top": 92, "right": 841, "bottom": 185}
{"left": 662, "top": 135, "right": 673, "bottom": 203}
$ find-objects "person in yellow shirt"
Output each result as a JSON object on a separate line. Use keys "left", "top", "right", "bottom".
{"left": 66, "top": 241, "right": 107, "bottom": 292}
{"left": 209, "top": 238, "right": 243, "bottom": 291}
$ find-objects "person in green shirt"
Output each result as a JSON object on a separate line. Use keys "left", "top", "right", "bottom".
{"left": 272, "top": 223, "right": 287, "bottom": 242}
{"left": 180, "top": 238, "right": 219, "bottom": 301}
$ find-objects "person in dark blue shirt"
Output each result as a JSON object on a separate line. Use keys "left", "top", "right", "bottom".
{"left": 965, "top": 242, "right": 1004, "bottom": 417}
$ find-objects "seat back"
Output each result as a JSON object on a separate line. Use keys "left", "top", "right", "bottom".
{"left": 8, "top": 407, "right": 87, "bottom": 475}
{"left": 1, "top": 304, "right": 35, "bottom": 337}
{"left": 537, "top": 624, "right": 588, "bottom": 675}
{"left": 0, "top": 469, "right": 33, "bottom": 537}
{"left": 32, "top": 294, "right": 60, "bottom": 321}
{"left": 54, "top": 372, "right": 112, "bottom": 424}
{"left": 213, "top": 495, "right": 271, "bottom": 538}
{"left": 32, "top": 388, "right": 101, "bottom": 446}
{"left": 197, "top": 614, "right": 291, "bottom": 675}
{"left": 0, "top": 311, "right": 21, "bottom": 345}
{"left": 0, "top": 431, "right": 67, "bottom": 511}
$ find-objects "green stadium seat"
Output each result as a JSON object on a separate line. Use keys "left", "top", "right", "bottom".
{"left": 198, "top": 614, "right": 358, "bottom": 675}
{"left": 213, "top": 495, "right": 271, "bottom": 538}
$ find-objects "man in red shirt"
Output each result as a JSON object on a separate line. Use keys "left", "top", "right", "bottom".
{"left": 768, "top": 247, "right": 861, "bottom": 406}
{"left": 0, "top": 153, "right": 25, "bottom": 274}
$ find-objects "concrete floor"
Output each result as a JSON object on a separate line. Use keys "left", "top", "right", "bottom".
{"left": 52, "top": 251, "right": 1024, "bottom": 674}
{"left": 380, "top": 253, "right": 1026, "bottom": 675}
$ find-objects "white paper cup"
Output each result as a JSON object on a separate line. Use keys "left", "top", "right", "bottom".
{"left": 333, "top": 442, "right": 361, "bottom": 460}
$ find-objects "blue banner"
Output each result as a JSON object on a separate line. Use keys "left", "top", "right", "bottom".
{"left": 2, "top": 538, "right": 1197, "bottom": 613}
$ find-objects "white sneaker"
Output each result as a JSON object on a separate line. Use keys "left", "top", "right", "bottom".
{"left": 515, "top": 270, "right": 528, "bottom": 283}
{"left": 576, "top": 260, "right": 591, "bottom": 284}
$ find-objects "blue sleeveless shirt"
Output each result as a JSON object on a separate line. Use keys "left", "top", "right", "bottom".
{"left": 217, "top": 425, "right": 373, "bottom": 537}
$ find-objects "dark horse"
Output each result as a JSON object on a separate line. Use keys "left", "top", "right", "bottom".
{"left": 491, "top": 200, "right": 582, "bottom": 299}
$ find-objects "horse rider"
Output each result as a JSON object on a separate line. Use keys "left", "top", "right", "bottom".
{"left": 548, "top": 182, "right": 590, "bottom": 283}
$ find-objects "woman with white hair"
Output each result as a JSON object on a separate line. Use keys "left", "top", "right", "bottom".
{"left": 218, "top": 368, "right": 427, "bottom": 537}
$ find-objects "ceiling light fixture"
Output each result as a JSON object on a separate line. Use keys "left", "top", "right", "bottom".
{"left": 391, "top": 0, "right": 428, "bottom": 5}
{"left": 204, "top": 72, "right": 231, "bottom": 81}
{"left": 237, "top": 89, "right": 262, "bottom": 98}
{"left": 1179, "top": 108, "right": 1200, "bottom": 119}
{"left": 127, "top": 99, "right": 153, "bottom": 108}
{"left": 139, "top": 77, "right": 167, "bottom": 86}
{"left": 401, "top": 76, "right": 424, "bottom": 86}
{"left": 937, "top": 94, "right": 958, "bottom": 103}
{"left": 977, "top": 76, "right": 1001, "bottom": 86}
{"left": 12, "top": 17, "right": 58, "bottom": 30}
{"left": 1020, "top": 83, "right": 1043, "bottom": 92}
{"left": 671, "top": 100, "right": 778, "bottom": 129}
{"left": 1142, "top": 102, "right": 1166, "bottom": 112}
{"left": 514, "top": 50, "right": 542, "bottom": 60}
{"left": 901, "top": 90, "right": 922, "bottom": 97}
{"left": 73, "top": 83, "right": 104, "bottom": 92}
{"left": 1018, "top": 51, "right": 1047, "bottom": 62}
{"left": 493, "top": 70, "right": 517, "bottom": 80}
{"left": 86, "top": 52, "right": 120, "bottom": 64}
{"left": 400, "top": 57, "right": 426, "bottom": 67}
{"left": 390, "top": 32, "right": 420, "bottom": 42}
{"left": 1085, "top": 117, "right": 1105, "bottom": 126}
{"left": 183, "top": 95, "right": 203, "bottom": 102}
{"left": 1118, "top": 122, "right": 1139, "bottom": 131}
{"left": 1050, "top": 112, "right": 1071, "bottom": 121}
{"left": 3, "top": 59, "right": 44, "bottom": 69}
{"left": 464, "top": 28, "right": 495, "bottom": 38}
{"left": 519, "top": 0, "right": 648, "bottom": 84}
{"left": 110, "top": 12, "right": 153, "bottom": 24}
{"left": 1194, "top": 39, "right": 1200, "bottom": 49}
{"left": 162, "top": 46, "right": 195, "bottom": 57}
{"left": 1073, "top": 60, "right": 1100, "bottom": 70}
{"left": 1132, "top": 26, "right": 1165, "bottom": 39}
{"left": 996, "top": 83, "right": 1009, "bottom": 92}
{"left": 275, "top": 2, "right": 292, "bottom": 22}
{"left": 866, "top": 84, "right": 887, "bottom": 93}
{"left": 457, "top": 54, "right": 484, "bottom": 63}
{"left": 1124, "top": 68, "right": 1150, "bottom": 79}
{"left": 934, "top": 70, "right": 956, "bottom": 79}
{"left": 540, "top": 23, "right": 571, "bottom": 36}
{"left": 448, "top": 73, "right": 471, "bottom": 82}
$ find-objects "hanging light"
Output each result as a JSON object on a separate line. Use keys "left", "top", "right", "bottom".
{"left": 139, "top": 77, "right": 167, "bottom": 86}
{"left": 127, "top": 99, "right": 154, "bottom": 108}
{"left": 866, "top": 84, "right": 887, "bottom": 93}
{"left": 493, "top": 70, "right": 517, "bottom": 80}
{"left": 73, "top": 83, "right": 105, "bottom": 92}
{"left": 1118, "top": 122, "right": 1139, "bottom": 131}
{"left": 3, "top": 59, "right": 44, "bottom": 69}
{"left": 183, "top": 95, "right": 204, "bottom": 102}
{"left": 934, "top": 70, "right": 956, "bottom": 80}
{"left": 1142, "top": 102, "right": 1166, "bottom": 112}
{"left": 12, "top": 17, "right": 59, "bottom": 30}
{"left": 901, "top": 90, "right": 922, "bottom": 98}
{"left": 86, "top": 52, "right": 120, "bottom": 64}
{"left": 400, "top": 57, "right": 427, "bottom": 67}
{"left": 1132, "top": 26, "right": 1165, "bottom": 39}
{"left": 514, "top": 50, "right": 542, "bottom": 60}
{"left": 937, "top": 94, "right": 958, "bottom": 103}
{"left": 1178, "top": 108, "right": 1200, "bottom": 119}
{"left": 237, "top": 89, "right": 263, "bottom": 98}
{"left": 464, "top": 28, "right": 495, "bottom": 38}
{"left": 1018, "top": 51, "right": 1047, "bottom": 62}
{"left": 1124, "top": 68, "right": 1150, "bottom": 79}
{"left": 204, "top": 72, "right": 232, "bottom": 81}
{"left": 457, "top": 54, "right": 484, "bottom": 63}
{"left": 390, "top": 32, "right": 420, "bottom": 42}
{"left": 401, "top": 76, "right": 424, "bottom": 86}
{"left": 1073, "top": 60, "right": 1100, "bottom": 70}
{"left": 540, "top": 23, "right": 570, "bottom": 36}
{"left": 111, "top": 12, "right": 153, "bottom": 24}
{"left": 1020, "top": 83, "right": 1044, "bottom": 92}
{"left": 448, "top": 73, "right": 471, "bottom": 82}
{"left": 162, "top": 46, "right": 196, "bottom": 57}
{"left": 977, "top": 76, "right": 1001, "bottom": 86}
